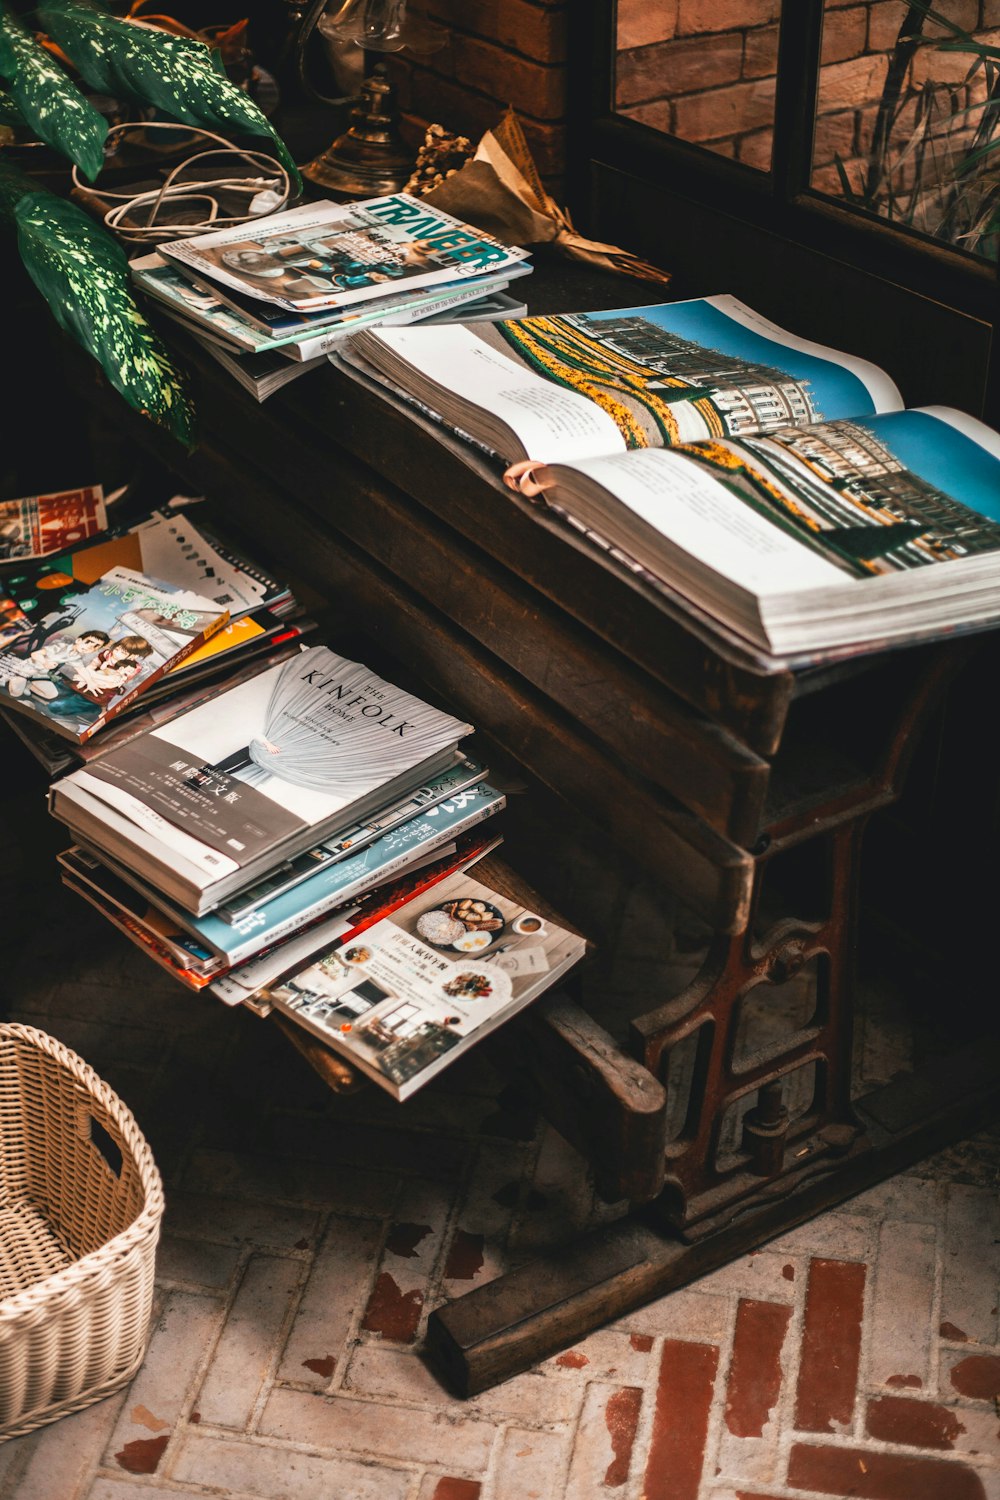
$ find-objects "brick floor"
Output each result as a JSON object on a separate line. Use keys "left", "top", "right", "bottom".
{"left": 2, "top": 770, "right": 999, "bottom": 1498}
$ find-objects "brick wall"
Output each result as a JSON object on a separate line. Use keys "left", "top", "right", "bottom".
{"left": 385, "top": 0, "right": 569, "bottom": 184}
{"left": 616, "top": 1, "right": 1000, "bottom": 197}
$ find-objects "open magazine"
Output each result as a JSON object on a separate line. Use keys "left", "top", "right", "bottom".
{"left": 160, "top": 195, "right": 530, "bottom": 314}
{"left": 263, "top": 868, "right": 586, "bottom": 1100}
{"left": 345, "top": 297, "right": 1000, "bottom": 656}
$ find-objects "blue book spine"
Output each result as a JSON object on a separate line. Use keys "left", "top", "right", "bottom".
{"left": 190, "top": 783, "right": 505, "bottom": 963}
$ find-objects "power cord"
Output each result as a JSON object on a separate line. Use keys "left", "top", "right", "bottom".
{"left": 71, "top": 122, "right": 294, "bottom": 244}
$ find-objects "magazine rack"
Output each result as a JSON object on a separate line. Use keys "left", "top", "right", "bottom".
{"left": 67, "top": 259, "right": 1000, "bottom": 1396}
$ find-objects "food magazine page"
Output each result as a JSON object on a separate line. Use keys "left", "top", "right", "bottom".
{"left": 266, "top": 870, "right": 586, "bottom": 1099}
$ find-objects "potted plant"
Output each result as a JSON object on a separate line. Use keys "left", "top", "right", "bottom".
{"left": 0, "top": 0, "right": 300, "bottom": 442}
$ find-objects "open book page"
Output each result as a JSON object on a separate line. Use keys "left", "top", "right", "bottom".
{"left": 349, "top": 294, "right": 903, "bottom": 467}
{"left": 543, "top": 407, "right": 1000, "bottom": 654}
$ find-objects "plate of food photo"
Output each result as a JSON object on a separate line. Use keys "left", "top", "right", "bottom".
{"left": 440, "top": 963, "right": 512, "bottom": 1005}
{"left": 416, "top": 895, "right": 506, "bottom": 952}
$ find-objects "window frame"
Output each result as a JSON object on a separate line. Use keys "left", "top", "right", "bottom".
{"left": 570, "top": 0, "right": 1000, "bottom": 421}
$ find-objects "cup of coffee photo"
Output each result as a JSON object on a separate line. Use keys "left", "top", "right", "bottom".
{"left": 512, "top": 912, "right": 547, "bottom": 937}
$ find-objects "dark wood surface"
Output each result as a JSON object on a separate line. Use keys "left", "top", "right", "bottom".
{"left": 43, "top": 253, "right": 999, "bottom": 1393}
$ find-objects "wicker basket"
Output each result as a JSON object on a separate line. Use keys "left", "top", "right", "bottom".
{"left": 0, "top": 1024, "right": 164, "bottom": 1441}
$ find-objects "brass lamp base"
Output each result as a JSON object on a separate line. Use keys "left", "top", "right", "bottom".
{"left": 302, "top": 65, "right": 413, "bottom": 197}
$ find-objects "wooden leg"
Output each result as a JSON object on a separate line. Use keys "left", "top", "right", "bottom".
{"left": 425, "top": 1036, "right": 1000, "bottom": 1396}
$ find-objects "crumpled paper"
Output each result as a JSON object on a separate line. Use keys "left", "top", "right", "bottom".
{"left": 419, "top": 108, "right": 670, "bottom": 285}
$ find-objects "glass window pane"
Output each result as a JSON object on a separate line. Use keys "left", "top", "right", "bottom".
{"left": 812, "top": 0, "right": 1000, "bottom": 261}
{"left": 614, "top": 1, "right": 781, "bottom": 169}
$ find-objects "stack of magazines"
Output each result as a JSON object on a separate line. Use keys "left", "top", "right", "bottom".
{"left": 44, "top": 642, "right": 586, "bottom": 1099}
{"left": 130, "top": 193, "right": 533, "bottom": 401}
{"left": 0, "top": 497, "right": 316, "bottom": 776}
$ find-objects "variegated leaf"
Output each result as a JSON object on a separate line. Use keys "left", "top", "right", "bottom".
{"left": 0, "top": 10, "right": 107, "bottom": 181}
{"left": 38, "top": 0, "right": 301, "bottom": 189}
{"left": 0, "top": 1, "right": 17, "bottom": 80}
{"left": 0, "top": 169, "right": 194, "bottom": 444}
{"left": 0, "top": 86, "right": 21, "bottom": 125}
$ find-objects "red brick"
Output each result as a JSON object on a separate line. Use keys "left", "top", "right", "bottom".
{"left": 443, "top": 1230, "right": 485, "bottom": 1280}
{"left": 642, "top": 1340, "right": 719, "bottom": 1500}
{"left": 401, "top": 76, "right": 567, "bottom": 169}
{"left": 787, "top": 1441, "right": 988, "bottom": 1499}
{"left": 361, "top": 1272, "right": 424, "bottom": 1343}
{"left": 431, "top": 1482, "right": 481, "bottom": 1500}
{"left": 673, "top": 77, "right": 776, "bottom": 142}
{"left": 821, "top": 6, "right": 869, "bottom": 64}
{"left": 949, "top": 1353, "right": 1000, "bottom": 1400}
{"left": 617, "top": 33, "right": 743, "bottom": 106}
{"left": 621, "top": 98, "right": 674, "bottom": 133}
{"left": 618, "top": 0, "right": 678, "bottom": 50}
{"left": 818, "top": 53, "right": 890, "bottom": 111}
{"left": 866, "top": 1394, "right": 966, "bottom": 1448}
{"left": 604, "top": 1386, "right": 643, "bottom": 1486}
{"left": 794, "top": 1258, "right": 866, "bottom": 1433}
{"left": 743, "top": 24, "right": 779, "bottom": 79}
{"left": 725, "top": 1299, "right": 793, "bottom": 1438}
{"left": 431, "top": 0, "right": 567, "bottom": 65}
{"left": 813, "top": 110, "right": 858, "bottom": 166}
{"left": 737, "top": 128, "right": 773, "bottom": 170}
{"left": 449, "top": 35, "right": 565, "bottom": 118}
{"left": 868, "top": 0, "right": 912, "bottom": 52}
{"left": 677, "top": 0, "right": 781, "bottom": 35}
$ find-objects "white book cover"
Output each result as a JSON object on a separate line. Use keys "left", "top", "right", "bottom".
{"left": 55, "top": 646, "right": 471, "bottom": 885}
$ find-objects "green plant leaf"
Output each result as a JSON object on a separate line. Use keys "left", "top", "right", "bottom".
{"left": 38, "top": 0, "right": 301, "bottom": 190}
{"left": 0, "top": 10, "right": 107, "bottom": 180}
{"left": 0, "top": 85, "right": 21, "bottom": 125}
{"left": 0, "top": 166, "right": 194, "bottom": 443}
{"left": 0, "top": 2, "right": 17, "bottom": 82}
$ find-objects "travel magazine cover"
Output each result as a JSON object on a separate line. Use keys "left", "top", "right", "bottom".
{"left": 346, "top": 296, "right": 1000, "bottom": 657}
{"left": 161, "top": 195, "right": 530, "bottom": 313}
{"left": 50, "top": 645, "right": 473, "bottom": 909}
{"left": 131, "top": 252, "right": 526, "bottom": 360}
{"left": 0, "top": 566, "right": 228, "bottom": 742}
{"left": 265, "top": 869, "right": 586, "bottom": 1100}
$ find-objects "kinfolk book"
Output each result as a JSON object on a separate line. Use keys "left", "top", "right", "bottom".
{"left": 346, "top": 296, "right": 1000, "bottom": 658}
{"left": 264, "top": 869, "right": 586, "bottom": 1100}
{"left": 49, "top": 646, "right": 472, "bottom": 911}
{"left": 0, "top": 566, "right": 228, "bottom": 742}
{"left": 61, "top": 776, "right": 505, "bottom": 968}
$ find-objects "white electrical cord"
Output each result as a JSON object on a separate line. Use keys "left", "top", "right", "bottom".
{"left": 71, "top": 122, "right": 294, "bottom": 243}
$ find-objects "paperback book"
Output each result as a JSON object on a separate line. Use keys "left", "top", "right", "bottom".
{"left": 49, "top": 645, "right": 473, "bottom": 910}
{"left": 160, "top": 195, "right": 531, "bottom": 313}
{"left": 217, "top": 755, "right": 491, "bottom": 920}
{"left": 63, "top": 776, "right": 504, "bottom": 968}
{"left": 346, "top": 296, "right": 1000, "bottom": 657}
{"left": 210, "top": 829, "right": 501, "bottom": 1007}
{"left": 0, "top": 566, "right": 228, "bottom": 742}
{"left": 264, "top": 868, "right": 586, "bottom": 1100}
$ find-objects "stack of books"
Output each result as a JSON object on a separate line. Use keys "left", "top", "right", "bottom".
{"left": 131, "top": 193, "right": 532, "bottom": 401}
{"left": 0, "top": 500, "right": 315, "bottom": 776}
{"left": 44, "top": 643, "right": 585, "bottom": 1099}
